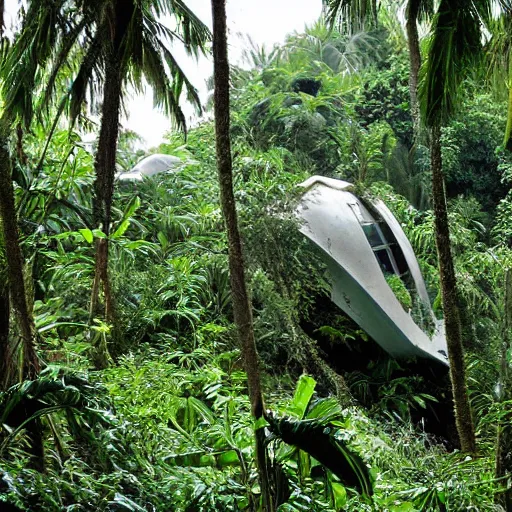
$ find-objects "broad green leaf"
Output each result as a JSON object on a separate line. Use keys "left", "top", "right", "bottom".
{"left": 331, "top": 482, "right": 347, "bottom": 509}
{"left": 157, "top": 231, "right": 168, "bottom": 248}
{"left": 92, "top": 228, "right": 106, "bottom": 239}
{"left": 112, "top": 219, "right": 130, "bottom": 239}
{"left": 288, "top": 374, "right": 316, "bottom": 418}
{"left": 413, "top": 395, "right": 426, "bottom": 408}
{"left": 217, "top": 450, "right": 239, "bottom": 467}
{"left": 78, "top": 228, "right": 93, "bottom": 244}
{"left": 199, "top": 454, "right": 216, "bottom": 466}
{"left": 124, "top": 195, "right": 141, "bottom": 219}
{"left": 111, "top": 196, "right": 141, "bottom": 239}
{"left": 188, "top": 396, "right": 215, "bottom": 425}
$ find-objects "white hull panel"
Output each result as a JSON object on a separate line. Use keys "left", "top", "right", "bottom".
{"left": 297, "top": 177, "right": 448, "bottom": 365}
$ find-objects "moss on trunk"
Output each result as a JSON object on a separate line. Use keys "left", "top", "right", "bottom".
{"left": 505, "top": 60, "right": 512, "bottom": 152}
{"left": 430, "top": 124, "right": 476, "bottom": 453}
{"left": 0, "top": 138, "right": 39, "bottom": 381}
{"left": 211, "top": 0, "right": 274, "bottom": 509}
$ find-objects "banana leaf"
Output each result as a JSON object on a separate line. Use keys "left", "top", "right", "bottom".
{"left": 265, "top": 412, "right": 373, "bottom": 497}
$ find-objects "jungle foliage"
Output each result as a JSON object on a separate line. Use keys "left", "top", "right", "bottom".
{"left": 1, "top": 1, "right": 512, "bottom": 511}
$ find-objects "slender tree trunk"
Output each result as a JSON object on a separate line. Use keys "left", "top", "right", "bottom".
{"left": 88, "top": 58, "right": 121, "bottom": 368}
{"left": 505, "top": 59, "right": 512, "bottom": 152}
{"left": 89, "top": 0, "right": 133, "bottom": 331}
{"left": 0, "top": 137, "right": 44, "bottom": 471}
{"left": 89, "top": 58, "right": 122, "bottom": 328}
{"left": 0, "top": 219, "right": 11, "bottom": 389}
{"left": 495, "top": 269, "right": 512, "bottom": 510}
{"left": 0, "top": 138, "right": 39, "bottom": 381}
{"left": 0, "top": 260, "right": 10, "bottom": 389}
{"left": 496, "top": 70, "right": 512, "bottom": 501}
{"left": 0, "top": 0, "right": 4, "bottom": 38}
{"left": 211, "top": 1, "right": 274, "bottom": 510}
{"left": 430, "top": 124, "right": 476, "bottom": 453}
{"left": 406, "top": 0, "right": 421, "bottom": 141}
{"left": 16, "top": 123, "right": 28, "bottom": 166}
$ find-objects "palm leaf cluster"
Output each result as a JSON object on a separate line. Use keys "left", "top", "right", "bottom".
{"left": 0, "top": 368, "right": 113, "bottom": 458}
{"left": 265, "top": 410, "right": 374, "bottom": 498}
{"left": 419, "top": 0, "right": 492, "bottom": 127}
{"left": 324, "top": 0, "right": 379, "bottom": 33}
{"left": 2, "top": 0, "right": 211, "bottom": 133}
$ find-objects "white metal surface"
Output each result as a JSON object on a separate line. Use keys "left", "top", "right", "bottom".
{"left": 117, "top": 154, "right": 181, "bottom": 181}
{"left": 297, "top": 176, "right": 448, "bottom": 365}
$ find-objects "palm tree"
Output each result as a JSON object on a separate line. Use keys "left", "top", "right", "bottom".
{"left": 506, "top": 62, "right": 512, "bottom": 150}
{"left": 5, "top": 0, "right": 210, "bottom": 367}
{"left": 0, "top": 0, "right": 50, "bottom": 386}
{"left": 324, "top": 0, "right": 379, "bottom": 34}
{"left": 0, "top": 218, "right": 8, "bottom": 385}
{"left": 487, "top": 10, "right": 512, "bottom": 150}
{"left": 495, "top": 270, "right": 512, "bottom": 510}
{"left": 210, "top": 0, "right": 274, "bottom": 509}
{"left": 487, "top": 9, "right": 512, "bottom": 506}
{"left": 325, "top": 0, "right": 480, "bottom": 451}
{"left": 418, "top": 0, "right": 494, "bottom": 453}
{"left": 0, "top": 151, "right": 40, "bottom": 385}
{"left": 324, "top": 0, "right": 433, "bottom": 136}
{"left": 283, "top": 20, "right": 382, "bottom": 75}
{"left": 0, "top": 2, "right": 70, "bottom": 470}
{"left": 405, "top": 0, "right": 433, "bottom": 137}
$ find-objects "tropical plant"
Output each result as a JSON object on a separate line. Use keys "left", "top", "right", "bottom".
{"left": 416, "top": 0, "right": 495, "bottom": 453}
{"left": 5, "top": 0, "right": 210, "bottom": 337}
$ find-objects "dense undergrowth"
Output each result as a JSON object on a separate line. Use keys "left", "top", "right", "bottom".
{"left": 2, "top": 12, "right": 512, "bottom": 512}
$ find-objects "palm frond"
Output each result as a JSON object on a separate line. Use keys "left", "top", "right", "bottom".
{"left": 134, "top": 32, "right": 185, "bottom": 133}
{"left": 38, "top": 17, "right": 90, "bottom": 121}
{"left": 0, "top": 369, "right": 113, "bottom": 455}
{"left": 69, "top": 31, "right": 105, "bottom": 126}
{"left": 265, "top": 411, "right": 374, "bottom": 497}
{"left": 324, "top": 0, "right": 379, "bottom": 33}
{"left": 0, "top": 0, "right": 69, "bottom": 127}
{"left": 166, "top": 0, "right": 211, "bottom": 56}
{"left": 419, "top": 0, "right": 488, "bottom": 127}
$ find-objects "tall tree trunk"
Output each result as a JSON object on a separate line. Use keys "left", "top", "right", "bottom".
{"left": 0, "top": 220, "right": 10, "bottom": 388}
{"left": 0, "top": 139, "right": 39, "bottom": 381}
{"left": 505, "top": 59, "right": 512, "bottom": 152}
{"left": 430, "top": 124, "right": 476, "bottom": 453}
{"left": 496, "top": 64, "right": 512, "bottom": 500}
{"left": 89, "top": 58, "right": 122, "bottom": 329}
{"left": 406, "top": 0, "right": 421, "bottom": 141}
{"left": 0, "top": 293, "right": 9, "bottom": 384}
{"left": 0, "top": 0, "right": 4, "bottom": 38}
{"left": 211, "top": 1, "right": 274, "bottom": 510}
{"left": 495, "top": 269, "right": 512, "bottom": 510}
{"left": 89, "top": 0, "right": 133, "bottom": 332}
{"left": 0, "top": 137, "right": 44, "bottom": 471}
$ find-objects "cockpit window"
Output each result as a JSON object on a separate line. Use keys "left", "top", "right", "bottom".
{"left": 349, "top": 201, "right": 404, "bottom": 277}
{"left": 362, "top": 223, "right": 384, "bottom": 248}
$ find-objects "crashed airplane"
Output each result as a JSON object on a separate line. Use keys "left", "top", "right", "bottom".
{"left": 115, "top": 153, "right": 448, "bottom": 365}
{"left": 296, "top": 176, "right": 448, "bottom": 365}
{"left": 117, "top": 154, "right": 181, "bottom": 181}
